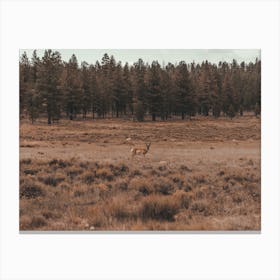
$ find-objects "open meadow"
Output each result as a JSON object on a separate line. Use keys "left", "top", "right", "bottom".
{"left": 20, "top": 115, "right": 261, "bottom": 231}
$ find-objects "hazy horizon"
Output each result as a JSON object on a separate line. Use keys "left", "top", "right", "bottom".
{"left": 19, "top": 49, "right": 261, "bottom": 66}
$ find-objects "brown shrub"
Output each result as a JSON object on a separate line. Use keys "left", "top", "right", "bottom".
{"left": 172, "top": 175, "right": 185, "bottom": 189}
{"left": 129, "top": 178, "right": 153, "bottom": 195}
{"left": 180, "top": 165, "right": 192, "bottom": 172}
{"left": 115, "top": 180, "right": 128, "bottom": 191}
{"left": 158, "top": 165, "right": 167, "bottom": 171}
{"left": 131, "top": 169, "right": 142, "bottom": 177}
{"left": 173, "top": 190, "right": 191, "bottom": 209}
{"left": 67, "top": 167, "right": 83, "bottom": 179}
{"left": 195, "top": 175, "right": 207, "bottom": 184}
{"left": 21, "top": 158, "right": 32, "bottom": 165}
{"left": 70, "top": 184, "right": 90, "bottom": 198}
{"left": 191, "top": 200, "right": 209, "bottom": 215}
{"left": 79, "top": 161, "right": 90, "bottom": 169}
{"left": 42, "top": 211, "right": 61, "bottom": 220}
{"left": 30, "top": 215, "right": 47, "bottom": 229}
{"left": 82, "top": 170, "right": 95, "bottom": 184}
{"left": 49, "top": 159, "right": 71, "bottom": 168}
{"left": 96, "top": 168, "right": 114, "bottom": 181}
{"left": 20, "top": 184, "right": 45, "bottom": 199}
{"left": 154, "top": 179, "right": 175, "bottom": 195}
{"left": 24, "top": 169, "right": 38, "bottom": 175}
{"left": 183, "top": 184, "right": 192, "bottom": 192}
{"left": 39, "top": 175, "right": 65, "bottom": 187}
{"left": 109, "top": 199, "right": 131, "bottom": 221}
{"left": 109, "top": 163, "right": 129, "bottom": 176}
{"left": 140, "top": 195, "right": 180, "bottom": 221}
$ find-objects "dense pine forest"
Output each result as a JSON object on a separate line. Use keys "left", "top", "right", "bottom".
{"left": 20, "top": 50, "right": 261, "bottom": 124}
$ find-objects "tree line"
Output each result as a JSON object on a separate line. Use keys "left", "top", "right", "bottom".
{"left": 20, "top": 50, "right": 261, "bottom": 124}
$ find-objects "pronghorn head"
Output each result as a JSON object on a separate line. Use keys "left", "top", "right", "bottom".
{"left": 146, "top": 142, "right": 151, "bottom": 150}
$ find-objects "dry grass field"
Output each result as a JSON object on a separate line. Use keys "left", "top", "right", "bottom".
{"left": 20, "top": 115, "right": 261, "bottom": 231}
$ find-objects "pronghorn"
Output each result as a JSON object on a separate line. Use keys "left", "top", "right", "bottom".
{"left": 131, "top": 142, "right": 151, "bottom": 157}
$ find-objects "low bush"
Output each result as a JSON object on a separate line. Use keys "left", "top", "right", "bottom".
{"left": 82, "top": 171, "right": 95, "bottom": 184}
{"left": 140, "top": 195, "right": 180, "bottom": 221}
{"left": 30, "top": 215, "right": 47, "bottom": 229}
{"left": 109, "top": 163, "right": 129, "bottom": 176}
{"left": 154, "top": 179, "right": 175, "bottom": 195}
{"left": 20, "top": 184, "right": 45, "bottom": 199}
{"left": 173, "top": 190, "right": 191, "bottom": 209}
{"left": 39, "top": 175, "right": 64, "bottom": 187}
{"left": 129, "top": 178, "right": 153, "bottom": 195}
{"left": 21, "top": 158, "right": 32, "bottom": 165}
{"left": 49, "top": 159, "right": 71, "bottom": 168}
{"left": 96, "top": 168, "right": 114, "bottom": 181}
{"left": 24, "top": 169, "right": 38, "bottom": 175}
{"left": 66, "top": 167, "right": 83, "bottom": 179}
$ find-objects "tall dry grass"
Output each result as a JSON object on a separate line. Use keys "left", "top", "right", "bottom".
{"left": 20, "top": 157, "right": 260, "bottom": 230}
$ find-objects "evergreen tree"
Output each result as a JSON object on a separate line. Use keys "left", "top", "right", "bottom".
{"left": 62, "top": 54, "right": 82, "bottom": 120}
{"left": 211, "top": 67, "right": 222, "bottom": 118}
{"left": 228, "top": 104, "right": 235, "bottom": 119}
{"left": 222, "top": 72, "right": 239, "bottom": 117}
{"left": 89, "top": 64, "right": 99, "bottom": 119}
{"left": 37, "top": 49, "right": 62, "bottom": 124}
{"left": 254, "top": 102, "right": 260, "bottom": 117}
{"left": 31, "top": 50, "right": 40, "bottom": 84}
{"left": 112, "top": 62, "right": 125, "bottom": 117}
{"left": 133, "top": 59, "right": 147, "bottom": 117}
{"left": 175, "top": 61, "right": 196, "bottom": 119}
{"left": 20, "top": 50, "right": 261, "bottom": 123}
{"left": 134, "top": 100, "right": 145, "bottom": 121}
{"left": 19, "top": 52, "right": 31, "bottom": 117}
{"left": 198, "top": 61, "right": 212, "bottom": 116}
{"left": 27, "top": 89, "right": 41, "bottom": 123}
{"left": 160, "top": 69, "right": 173, "bottom": 120}
{"left": 123, "top": 63, "right": 133, "bottom": 115}
{"left": 81, "top": 61, "right": 91, "bottom": 119}
{"left": 146, "top": 61, "right": 161, "bottom": 121}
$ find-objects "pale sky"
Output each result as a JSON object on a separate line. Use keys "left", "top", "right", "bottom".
{"left": 20, "top": 49, "right": 261, "bottom": 66}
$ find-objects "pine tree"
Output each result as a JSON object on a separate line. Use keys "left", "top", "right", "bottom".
{"left": 112, "top": 62, "right": 125, "bottom": 117}
{"left": 228, "top": 104, "right": 235, "bottom": 119}
{"left": 159, "top": 69, "right": 173, "bottom": 120}
{"left": 81, "top": 61, "right": 91, "bottom": 119}
{"left": 99, "top": 53, "right": 113, "bottom": 117}
{"left": 20, "top": 50, "right": 261, "bottom": 122}
{"left": 146, "top": 61, "right": 161, "bottom": 121}
{"left": 31, "top": 50, "right": 40, "bottom": 84}
{"left": 197, "top": 61, "right": 221, "bottom": 117}
{"left": 254, "top": 102, "right": 260, "bottom": 117}
{"left": 37, "top": 49, "right": 62, "bottom": 124}
{"left": 134, "top": 100, "right": 145, "bottom": 122}
{"left": 27, "top": 89, "right": 41, "bottom": 123}
{"left": 222, "top": 73, "right": 239, "bottom": 117}
{"left": 175, "top": 61, "right": 196, "bottom": 119}
{"left": 211, "top": 67, "right": 222, "bottom": 118}
{"left": 133, "top": 59, "right": 147, "bottom": 118}
{"left": 89, "top": 64, "right": 99, "bottom": 119}
{"left": 62, "top": 54, "right": 82, "bottom": 120}
{"left": 123, "top": 63, "right": 133, "bottom": 115}
{"left": 19, "top": 52, "right": 31, "bottom": 117}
